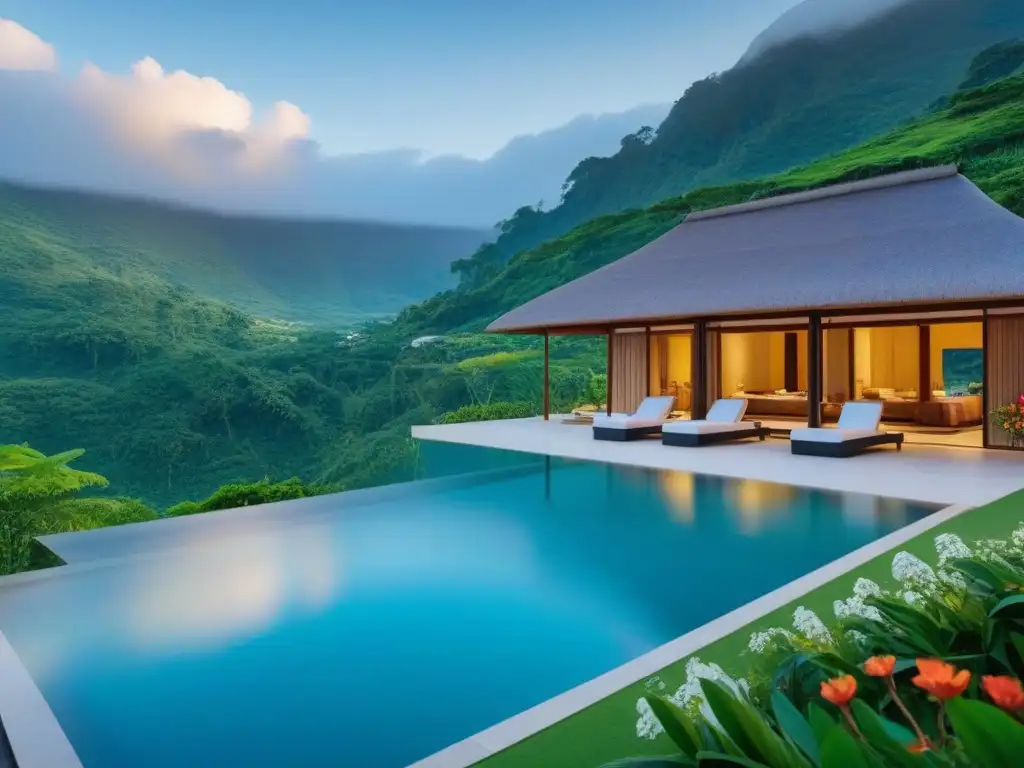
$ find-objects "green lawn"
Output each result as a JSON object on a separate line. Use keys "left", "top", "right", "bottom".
{"left": 475, "top": 490, "right": 1024, "bottom": 768}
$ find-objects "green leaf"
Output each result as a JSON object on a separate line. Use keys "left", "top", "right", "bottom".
{"left": 807, "top": 703, "right": 835, "bottom": 746}
{"left": 818, "top": 725, "right": 872, "bottom": 768}
{"left": 850, "top": 700, "right": 926, "bottom": 767}
{"left": 945, "top": 697, "right": 1024, "bottom": 767}
{"left": 991, "top": 594, "right": 1024, "bottom": 620}
{"left": 771, "top": 690, "right": 820, "bottom": 766}
{"left": 599, "top": 758, "right": 696, "bottom": 768}
{"left": 1010, "top": 632, "right": 1024, "bottom": 667}
{"left": 694, "top": 752, "right": 770, "bottom": 768}
{"left": 644, "top": 695, "right": 701, "bottom": 759}
{"left": 701, "top": 680, "right": 804, "bottom": 768}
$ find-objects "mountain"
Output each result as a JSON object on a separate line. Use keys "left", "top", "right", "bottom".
{"left": 0, "top": 181, "right": 488, "bottom": 327}
{"left": 401, "top": 66, "right": 1024, "bottom": 335}
{"left": 739, "top": 0, "right": 908, "bottom": 64}
{"left": 449, "top": 0, "right": 1024, "bottom": 288}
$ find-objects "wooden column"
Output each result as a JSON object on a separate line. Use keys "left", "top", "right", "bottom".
{"left": 645, "top": 327, "right": 652, "bottom": 396}
{"left": 691, "top": 320, "right": 708, "bottom": 420}
{"left": 918, "top": 325, "right": 932, "bottom": 403}
{"left": 808, "top": 313, "right": 823, "bottom": 428}
{"left": 982, "top": 310, "right": 991, "bottom": 449}
{"left": 606, "top": 330, "right": 614, "bottom": 415}
{"left": 847, "top": 328, "right": 856, "bottom": 400}
{"left": 543, "top": 331, "right": 550, "bottom": 421}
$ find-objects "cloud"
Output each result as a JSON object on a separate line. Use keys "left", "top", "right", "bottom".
{"left": 0, "top": 19, "right": 667, "bottom": 227}
{"left": 72, "top": 55, "right": 311, "bottom": 178}
{"left": 0, "top": 18, "right": 58, "bottom": 71}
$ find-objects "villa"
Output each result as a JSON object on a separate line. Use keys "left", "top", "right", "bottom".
{"left": 486, "top": 164, "right": 1024, "bottom": 450}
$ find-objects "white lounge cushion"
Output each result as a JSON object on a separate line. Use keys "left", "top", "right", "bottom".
{"left": 790, "top": 428, "right": 883, "bottom": 444}
{"left": 593, "top": 396, "right": 675, "bottom": 429}
{"left": 663, "top": 421, "right": 755, "bottom": 435}
{"left": 837, "top": 401, "right": 883, "bottom": 430}
{"left": 706, "top": 398, "right": 748, "bottom": 423}
{"left": 633, "top": 396, "right": 676, "bottom": 420}
{"left": 592, "top": 416, "right": 668, "bottom": 430}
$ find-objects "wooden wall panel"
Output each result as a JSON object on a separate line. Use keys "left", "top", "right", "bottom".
{"left": 612, "top": 333, "right": 648, "bottom": 413}
{"left": 986, "top": 316, "right": 1024, "bottom": 447}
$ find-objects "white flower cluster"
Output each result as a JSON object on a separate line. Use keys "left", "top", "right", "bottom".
{"left": 935, "top": 532, "right": 973, "bottom": 566}
{"left": 793, "top": 606, "right": 832, "bottom": 644}
{"left": 634, "top": 657, "right": 750, "bottom": 740}
{"left": 891, "top": 551, "right": 937, "bottom": 588}
{"left": 1012, "top": 523, "right": 1024, "bottom": 550}
{"left": 747, "top": 627, "right": 795, "bottom": 654}
{"left": 833, "top": 578, "right": 885, "bottom": 622}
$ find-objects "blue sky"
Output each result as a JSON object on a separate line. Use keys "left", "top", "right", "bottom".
{"left": 2, "top": 0, "right": 799, "bottom": 158}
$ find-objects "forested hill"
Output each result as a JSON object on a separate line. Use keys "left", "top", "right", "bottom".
{"left": 0, "top": 181, "right": 488, "bottom": 327}
{"left": 401, "top": 66, "right": 1024, "bottom": 336}
{"left": 451, "top": 0, "right": 1024, "bottom": 288}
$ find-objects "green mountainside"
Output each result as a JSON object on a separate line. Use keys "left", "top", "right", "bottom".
{"left": 452, "top": 0, "right": 1024, "bottom": 288}
{"left": 3, "top": 44, "right": 1024, "bottom": 517}
{"left": 0, "top": 183, "right": 487, "bottom": 327}
{"left": 404, "top": 70, "right": 1024, "bottom": 335}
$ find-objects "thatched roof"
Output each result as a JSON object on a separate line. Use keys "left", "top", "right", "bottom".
{"left": 488, "top": 165, "right": 1024, "bottom": 332}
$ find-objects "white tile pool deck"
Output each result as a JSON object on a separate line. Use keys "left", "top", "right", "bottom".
{"left": 407, "top": 417, "right": 1024, "bottom": 768}
{"left": 412, "top": 416, "right": 1024, "bottom": 507}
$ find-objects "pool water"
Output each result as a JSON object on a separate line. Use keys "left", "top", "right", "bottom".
{"left": 0, "top": 453, "right": 937, "bottom": 768}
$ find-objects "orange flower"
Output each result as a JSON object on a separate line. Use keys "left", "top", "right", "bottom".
{"left": 1005, "top": 421, "right": 1011, "bottom": 429}
{"left": 983, "top": 676, "right": 1024, "bottom": 711}
{"left": 821, "top": 675, "right": 857, "bottom": 706}
{"left": 912, "top": 659, "right": 970, "bottom": 700}
{"left": 864, "top": 655, "right": 896, "bottom": 678}
{"left": 908, "top": 741, "right": 931, "bottom": 754}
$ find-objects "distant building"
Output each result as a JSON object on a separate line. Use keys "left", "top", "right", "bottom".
{"left": 411, "top": 335, "right": 444, "bottom": 348}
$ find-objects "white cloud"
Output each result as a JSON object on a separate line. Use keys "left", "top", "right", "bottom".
{"left": 0, "top": 18, "right": 58, "bottom": 71}
{"left": 72, "top": 55, "right": 311, "bottom": 177}
{"left": 0, "top": 18, "right": 668, "bottom": 226}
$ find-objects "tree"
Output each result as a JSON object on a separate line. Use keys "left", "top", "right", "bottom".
{"left": 0, "top": 445, "right": 108, "bottom": 574}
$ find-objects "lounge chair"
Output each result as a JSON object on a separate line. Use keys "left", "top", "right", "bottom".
{"left": 662, "top": 398, "right": 768, "bottom": 447}
{"left": 790, "top": 401, "right": 903, "bottom": 458}
{"left": 592, "top": 396, "right": 676, "bottom": 441}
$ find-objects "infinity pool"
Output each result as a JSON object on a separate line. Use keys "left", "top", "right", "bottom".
{"left": 0, "top": 451, "right": 937, "bottom": 767}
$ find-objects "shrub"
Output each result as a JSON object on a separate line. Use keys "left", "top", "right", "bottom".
{"left": 166, "top": 476, "right": 338, "bottom": 516}
{"left": 436, "top": 401, "right": 536, "bottom": 424}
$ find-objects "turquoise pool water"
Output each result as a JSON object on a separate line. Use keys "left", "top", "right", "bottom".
{"left": 0, "top": 449, "right": 937, "bottom": 768}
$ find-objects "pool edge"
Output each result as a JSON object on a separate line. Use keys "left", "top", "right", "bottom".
{"left": 0, "top": 631, "right": 82, "bottom": 768}
{"left": 406, "top": 501, "right": 972, "bottom": 768}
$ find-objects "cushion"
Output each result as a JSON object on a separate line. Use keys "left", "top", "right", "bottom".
{"left": 790, "top": 428, "right": 882, "bottom": 443}
{"left": 837, "top": 401, "right": 883, "bottom": 430}
{"left": 593, "top": 415, "right": 667, "bottom": 429}
{"left": 633, "top": 396, "right": 676, "bottom": 420}
{"left": 705, "top": 398, "right": 748, "bottom": 423}
{"left": 663, "top": 421, "right": 755, "bottom": 435}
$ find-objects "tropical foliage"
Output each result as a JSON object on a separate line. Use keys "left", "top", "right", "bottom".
{"left": 165, "top": 476, "right": 339, "bottom": 517}
{"left": 615, "top": 526, "right": 1024, "bottom": 767}
{"left": 0, "top": 445, "right": 116, "bottom": 574}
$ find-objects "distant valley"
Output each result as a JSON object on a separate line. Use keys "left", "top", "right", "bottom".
{"left": 0, "top": 181, "right": 488, "bottom": 327}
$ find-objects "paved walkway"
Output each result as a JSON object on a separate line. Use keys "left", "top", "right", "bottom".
{"left": 412, "top": 417, "right": 1024, "bottom": 507}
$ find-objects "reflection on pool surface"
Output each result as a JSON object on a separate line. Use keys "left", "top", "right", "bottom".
{"left": 0, "top": 451, "right": 938, "bottom": 768}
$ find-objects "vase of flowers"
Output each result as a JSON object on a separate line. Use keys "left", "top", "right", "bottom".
{"left": 990, "top": 393, "right": 1024, "bottom": 447}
